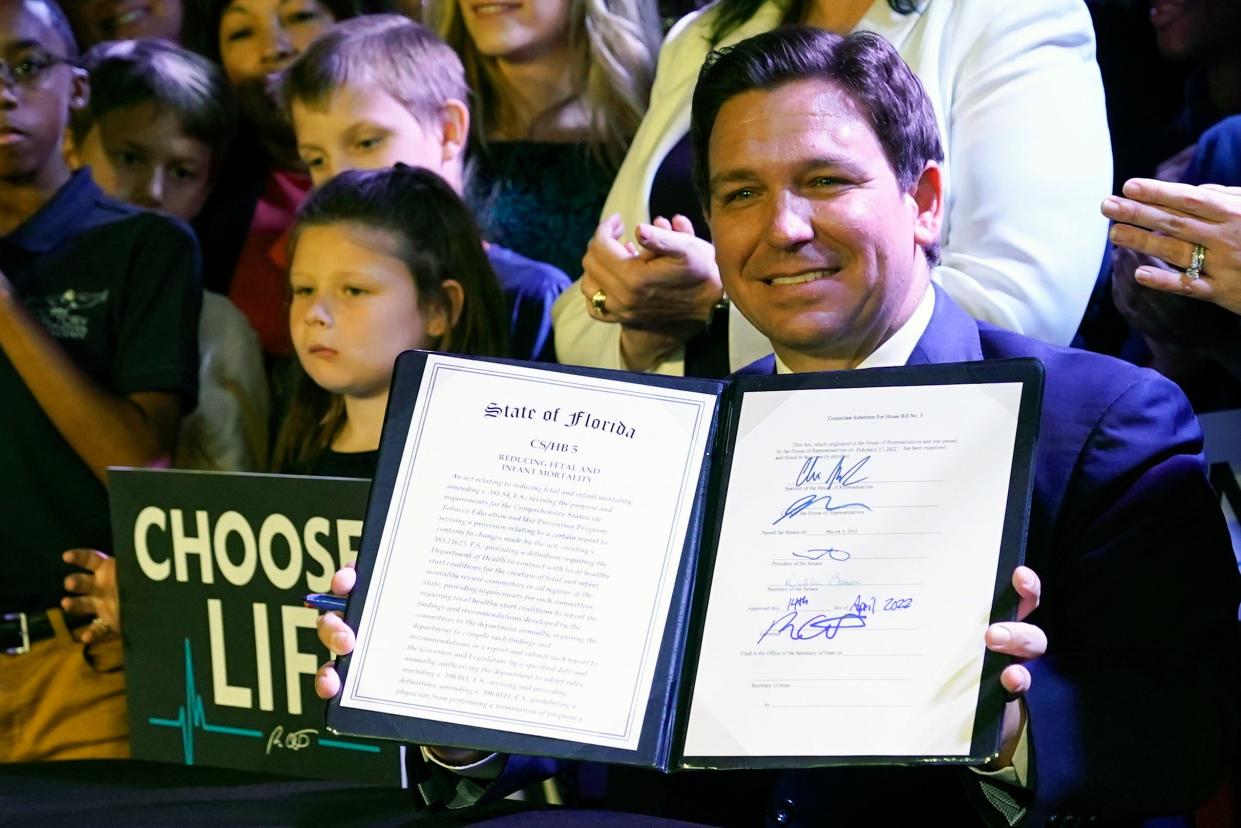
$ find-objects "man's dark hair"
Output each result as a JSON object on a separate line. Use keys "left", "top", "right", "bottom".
{"left": 72, "top": 39, "right": 237, "bottom": 154}
{"left": 690, "top": 26, "right": 944, "bottom": 261}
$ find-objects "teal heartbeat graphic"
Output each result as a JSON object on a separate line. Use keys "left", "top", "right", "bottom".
{"left": 149, "top": 638, "right": 382, "bottom": 762}
{"left": 148, "top": 638, "right": 264, "bottom": 764}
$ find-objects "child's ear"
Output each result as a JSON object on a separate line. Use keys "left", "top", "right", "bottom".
{"left": 438, "top": 100, "right": 469, "bottom": 167}
{"left": 426, "top": 279, "right": 466, "bottom": 341}
{"left": 68, "top": 67, "right": 90, "bottom": 113}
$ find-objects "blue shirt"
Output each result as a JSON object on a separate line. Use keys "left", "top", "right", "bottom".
{"left": 0, "top": 170, "right": 201, "bottom": 611}
{"left": 486, "top": 243, "right": 569, "bottom": 363}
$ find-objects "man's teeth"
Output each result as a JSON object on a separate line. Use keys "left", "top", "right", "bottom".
{"left": 771, "top": 270, "right": 831, "bottom": 286}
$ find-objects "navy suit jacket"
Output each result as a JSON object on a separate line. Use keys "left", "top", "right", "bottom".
{"left": 466, "top": 288, "right": 1241, "bottom": 826}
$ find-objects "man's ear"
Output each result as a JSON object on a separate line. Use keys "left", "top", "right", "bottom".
{"left": 426, "top": 278, "right": 466, "bottom": 343}
{"left": 438, "top": 99, "right": 470, "bottom": 167}
{"left": 908, "top": 161, "right": 943, "bottom": 250}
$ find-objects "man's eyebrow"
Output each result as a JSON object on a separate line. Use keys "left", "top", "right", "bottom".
{"left": 708, "top": 169, "right": 758, "bottom": 192}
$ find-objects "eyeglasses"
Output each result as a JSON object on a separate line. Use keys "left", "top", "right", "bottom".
{"left": 0, "top": 52, "right": 73, "bottom": 90}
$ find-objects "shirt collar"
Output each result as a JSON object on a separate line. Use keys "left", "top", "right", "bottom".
{"left": 3, "top": 169, "right": 103, "bottom": 253}
{"left": 775, "top": 287, "right": 936, "bottom": 374}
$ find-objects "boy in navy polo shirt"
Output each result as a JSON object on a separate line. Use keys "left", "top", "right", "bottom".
{"left": 0, "top": 0, "right": 200, "bottom": 761}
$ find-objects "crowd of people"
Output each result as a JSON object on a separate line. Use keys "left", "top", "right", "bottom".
{"left": 1, "top": 0, "right": 1240, "bottom": 825}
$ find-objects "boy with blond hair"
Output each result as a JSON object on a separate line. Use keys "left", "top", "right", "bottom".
{"left": 281, "top": 14, "right": 568, "bottom": 362}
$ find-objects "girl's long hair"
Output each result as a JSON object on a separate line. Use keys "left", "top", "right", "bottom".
{"left": 426, "top": 0, "right": 661, "bottom": 169}
{"left": 272, "top": 165, "right": 510, "bottom": 473}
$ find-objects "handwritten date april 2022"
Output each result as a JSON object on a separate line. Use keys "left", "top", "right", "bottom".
{"left": 757, "top": 594, "right": 913, "bottom": 646}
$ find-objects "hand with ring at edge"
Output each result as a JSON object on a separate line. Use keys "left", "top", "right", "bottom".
{"left": 580, "top": 213, "right": 724, "bottom": 371}
{"left": 1102, "top": 180, "right": 1241, "bottom": 316}
{"left": 61, "top": 548, "right": 120, "bottom": 643}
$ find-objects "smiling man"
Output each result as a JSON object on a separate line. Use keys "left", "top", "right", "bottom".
{"left": 691, "top": 26, "right": 1240, "bottom": 825}
{"left": 313, "top": 26, "right": 1241, "bottom": 827}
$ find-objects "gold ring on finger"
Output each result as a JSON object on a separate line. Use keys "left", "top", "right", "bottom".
{"left": 1185, "top": 243, "right": 1206, "bottom": 280}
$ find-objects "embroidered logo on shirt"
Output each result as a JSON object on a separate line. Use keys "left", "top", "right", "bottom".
{"left": 27, "top": 289, "right": 109, "bottom": 340}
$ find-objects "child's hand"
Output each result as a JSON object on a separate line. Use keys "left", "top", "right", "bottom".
{"left": 312, "top": 564, "right": 356, "bottom": 700}
{"left": 61, "top": 549, "right": 120, "bottom": 643}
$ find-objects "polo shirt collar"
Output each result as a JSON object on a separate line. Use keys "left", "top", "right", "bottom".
{"left": 3, "top": 169, "right": 102, "bottom": 254}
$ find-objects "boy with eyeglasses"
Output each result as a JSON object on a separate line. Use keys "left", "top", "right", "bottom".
{"left": 0, "top": 0, "right": 200, "bottom": 761}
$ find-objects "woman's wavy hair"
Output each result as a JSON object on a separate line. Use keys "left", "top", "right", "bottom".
{"left": 272, "top": 165, "right": 510, "bottom": 473}
{"left": 709, "top": 0, "right": 923, "bottom": 44}
{"left": 425, "top": 0, "right": 661, "bottom": 169}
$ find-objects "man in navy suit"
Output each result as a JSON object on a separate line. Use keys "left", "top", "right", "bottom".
{"left": 316, "top": 26, "right": 1240, "bottom": 826}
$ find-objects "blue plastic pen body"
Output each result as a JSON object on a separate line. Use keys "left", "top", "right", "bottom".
{"left": 305, "top": 593, "right": 348, "bottom": 613}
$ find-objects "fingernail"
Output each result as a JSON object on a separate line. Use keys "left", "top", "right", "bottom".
{"left": 1108, "top": 225, "right": 1121, "bottom": 242}
{"left": 1102, "top": 197, "right": 1119, "bottom": 212}
{"left": 1020, "top": 573, "right": 1034, "bottom": 590}
{"left": 989, "top": 626, "right": 1011, "bottom": 645}
{"left": 1134, "top": 268, "right": 1153, "bottom": 283}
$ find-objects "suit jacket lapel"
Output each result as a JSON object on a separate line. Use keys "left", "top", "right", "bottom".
{"left": 905, "top": 284, "right": 985, "bottom": 367}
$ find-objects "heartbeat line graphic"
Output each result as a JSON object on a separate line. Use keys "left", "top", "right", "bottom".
{"left": 148, "top": 638, "right": 264, "bottom": 763}
{"left": 148, "top": 638, "right": 381, "bottom": 763}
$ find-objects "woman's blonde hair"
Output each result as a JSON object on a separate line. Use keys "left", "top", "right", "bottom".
{"left": 426, "top": 0, "right": 661, "bottom": 168}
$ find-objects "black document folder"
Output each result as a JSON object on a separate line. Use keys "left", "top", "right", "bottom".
{"left": 327, "top": 351, "right": 1043, "bottom": 772}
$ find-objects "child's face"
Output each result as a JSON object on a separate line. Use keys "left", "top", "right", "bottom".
{"left": 459, "top": 0, "right": 572, "bottom": 64}
{"left": 0, "top": 1, "right": 86, "bottom": 183}
{"left": 291, "top": 86, "right": 451, "bottom": 189}
{"left": 75, "top": 101, "right": 213, "bottom": 221}
{"left": 290, "top": 223, "right": 452, "bottom": 401}
{"left": 64, "top": 0, "right": 184, "bottom": 47}
{"left": 218, "top": 0, "right": 336, "bottom": 88}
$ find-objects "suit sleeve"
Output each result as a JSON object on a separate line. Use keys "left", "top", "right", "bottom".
{"left": 1021, "top": 372, "right": 1241, "bottom": 824}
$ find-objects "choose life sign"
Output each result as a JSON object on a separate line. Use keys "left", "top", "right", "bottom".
{"left": 109, "top": 469, "right": 400, "bottom": 783}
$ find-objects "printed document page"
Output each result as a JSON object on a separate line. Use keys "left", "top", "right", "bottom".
{"left": 683, "top": 382, "right": 1023, "bottom": 759}
{"left": 342, "top": 356, "right": 716, "bottom": 750}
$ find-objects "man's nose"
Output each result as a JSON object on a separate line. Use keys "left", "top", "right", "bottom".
{"left": 766, "top": 191, "right": 815, "bottom": 249}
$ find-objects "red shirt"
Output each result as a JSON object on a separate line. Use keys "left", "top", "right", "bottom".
{"left": 227, "top": 169, "right": 311, "bottom": 357}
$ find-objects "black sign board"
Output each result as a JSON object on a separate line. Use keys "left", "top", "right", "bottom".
{"left": 109, "top": 469, "right": 401, "bottom": 784}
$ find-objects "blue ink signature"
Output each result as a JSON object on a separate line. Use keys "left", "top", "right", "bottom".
{"left": 793, "top": 547, "right": 851, "bottom": 562}
{"left": 757, "top": 609, "right": 868, "bottom": 645}
{"left": 794, "top": 455, "right": 871, "bottom": 488}
{"left": 773, "top": 495, "right": 871, "bottom": 525}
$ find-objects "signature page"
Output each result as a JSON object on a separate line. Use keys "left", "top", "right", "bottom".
{"left": 341, "top": 355, "right": 716, "bottom": 751}
{"left": 682, "top": 381, "right": 1024, "bottom": 760}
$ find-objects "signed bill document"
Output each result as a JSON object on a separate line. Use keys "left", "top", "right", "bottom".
{"left": 327, "top": 353, "right": 1042, "bottom": 771}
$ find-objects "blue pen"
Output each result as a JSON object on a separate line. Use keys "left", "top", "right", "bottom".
{"left": 305, "top": 593, "right": 348, "bottom": 613}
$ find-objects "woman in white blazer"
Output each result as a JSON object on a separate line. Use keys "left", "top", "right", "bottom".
{"left": 552, "top": 0, "right": 1113, "bottom": 375}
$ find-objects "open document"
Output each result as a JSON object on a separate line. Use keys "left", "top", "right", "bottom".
{"left": 328, "top": 353, "right": 1042, "bottom": 771}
